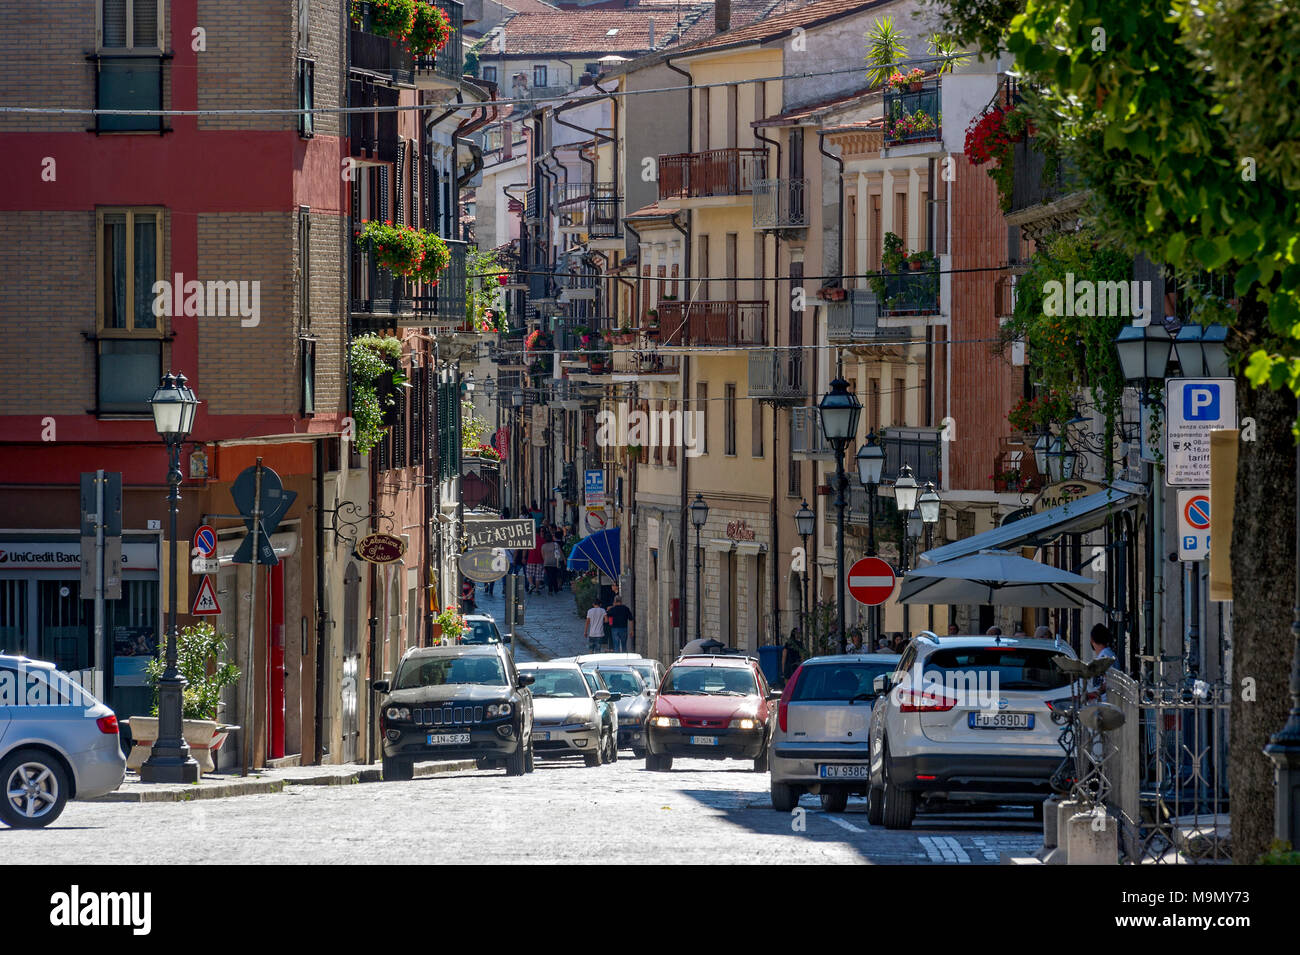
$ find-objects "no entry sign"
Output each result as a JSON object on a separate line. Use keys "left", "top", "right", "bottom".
{"left": 848, "top": 556, "right": 897, "bottom": 607}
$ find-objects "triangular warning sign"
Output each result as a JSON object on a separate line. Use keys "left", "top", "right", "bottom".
{"left": 191, "top": 575, "right": 221, "bottom": 615}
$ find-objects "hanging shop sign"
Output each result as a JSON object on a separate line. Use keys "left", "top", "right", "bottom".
{"left": 1031, "top": 480, "right": 1104, "bottom": 515}
{"left": 356, "top": 533, "right": 406, "bottom": 564}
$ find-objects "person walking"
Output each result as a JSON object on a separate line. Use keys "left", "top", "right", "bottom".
{"left": 459, "top": 577, "right": 476, "bottom": 614}
{"left": 1089, "top": 623, "right": 1118, "bottom": 700}
{"left": 542, "top": 533, "right": 562, "bottom": 595}
{"left": 781, "top": 628, "right": 804, "bottom": 687}
{"left": 526, "top": 533, "right": 545, "bottom": 595}
{"left": 606, "top": 596, "right": 634, "bottom": 652}
{"left": 584, "top": 596, "right": 606, "bottom": 653}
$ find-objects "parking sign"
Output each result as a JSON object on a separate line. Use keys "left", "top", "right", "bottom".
{"left": 1177, "top": 490, "right": 1211, "bottom": 561}
{"left": 1166, "top": 379, "right": 1236, "bottom": 487}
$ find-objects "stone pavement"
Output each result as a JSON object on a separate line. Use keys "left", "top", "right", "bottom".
{"left": 472, "top": 572, "right": 590, "bottom": 661}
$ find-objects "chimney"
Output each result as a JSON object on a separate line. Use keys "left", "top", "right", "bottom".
{"left": 715, "top": 0, "right": 730, "bottom": 33}
{"left": 649, "top": 17, "right": 655, "bottom": 48}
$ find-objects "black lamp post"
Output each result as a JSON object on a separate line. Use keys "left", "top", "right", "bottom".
{"left": 893, "top": 464, "right": 919, "bottom": 638}
{"left": 689, "top": 493, "right": 709, "bottom": 642}
{"left": 919, "top": 481, "right": 941, "bottom": 632}
{"left": 856, "top": 433, "right": 884, "bottom": 646}
{"left": 795, "top": 499, "right": 814, "bottom": 651}
{"left": 819, "top": 378, "right": 862, "bottom": 651}
{"left": 141, "top": 372, "right": 201, "bottom": 784}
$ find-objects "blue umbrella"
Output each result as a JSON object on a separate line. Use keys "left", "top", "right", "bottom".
{"left": 566, "top": 527, "right": 620, "bottom": 579}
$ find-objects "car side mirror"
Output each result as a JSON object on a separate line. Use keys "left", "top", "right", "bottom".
{"left": 517, "top": 674, "right": 535, "bottom": 688}
{"left": 873, "top": 674, "right": 892, "bottom": 695}
{"left": 608, "top": 692, "right": 623, "bottom": 702}
{"left": 505, "top": 634, "right": 512, "bottom": 644}
{"left": 767, "top": 689, "right": 782, "bottom": 701}
{"left": 593, "top": 689, "right": 612, "bottom": 702}
{"left": 372, "top": 680, "right": 390, "bottom": 694}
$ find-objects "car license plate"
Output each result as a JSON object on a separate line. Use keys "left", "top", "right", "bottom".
{"left": 534, "top": 731, "right": 550, "bottom": 741}
{"left": 968, "top": 712, "right": 1034, "bottom": 730}
{"left": 818, "top": 764, "right": 870, "bottom": 779}
{"left": 689, "top": 735, "right": 718, "bottom": 746}
{"left": 428, "top": 732, "right": 471, "bottom": 745}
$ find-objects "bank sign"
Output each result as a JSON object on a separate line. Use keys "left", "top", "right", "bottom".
{"left": 0, "top": 541, "right": 157, "bottom": 571}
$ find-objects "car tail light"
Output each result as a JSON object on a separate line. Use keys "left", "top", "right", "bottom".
{"left": 96, "top": 715, "right": 119, "bottom": 734}
{"left": 778, "top": 665, "right": 803, "bottom": 732}
{"left": 1046, "top": 697, "right": 1073, "bottom": 713}
{"left": 897, "top": 689, "right": 958, "bottom": 713}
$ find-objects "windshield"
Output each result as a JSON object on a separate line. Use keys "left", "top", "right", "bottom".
{"left": 463, "top": 620, "right": 501, "bottom": 644}
{"left": 395, "top": 655, "right": 507, "bottom": 689}
{"left": 924, "top": 648, "right": 1070, "bottom": 691}
{"left": 522, "top": 669, "right": 591, "bottom": 698}
{"left": 791, "top": 663, "right": 894, "bottom": 702}
{"left": 631, "top": 663, "right": 658, "bottom": 688}
{"left": 597, "top": 669, "right": 645, "bottom": 696}
{"left": 662, "top": 665, "right": 757, "bottom": 697}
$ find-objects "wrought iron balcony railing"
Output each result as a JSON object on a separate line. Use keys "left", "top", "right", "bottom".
{"left": 413, "top": 1, "right": 464, "bottom": 85}
{"left": 350, "top": 3, "right": 414, "bottom": 85}
{"left": 657, "top": 148, "right": 767, "bottom": 200}
{"left": 876, "top": 264, "right": 940, "bottom": 317}
{"left": 791, "top": 406, "right": 833, "bottom": 458}
{"left": 747, "top": 350, "right": 806, "bottom": 402}
{"left": 657, "top": 301, "right": 767, "bottom": 347}
{"left": 1009, "top": 134, "right": 1081, "bottom": 214}
{"left": 883, "top": 79, "right": 941, "bottom": 146}
{"left": 879, "top": 427, "right": 943, "bottom": 486}
{"left": 826, "top": 290, "right": 910, "bottom": 342}
{"left": 753, "top": 178, "right": 808, "bottom": 228}
{"left": 351, "top": 238, "right": 467, "bottom": 325}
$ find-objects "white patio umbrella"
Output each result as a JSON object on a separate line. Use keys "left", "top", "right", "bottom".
{"left": 897, "top": 549, "right": 1098, "bottom": 608}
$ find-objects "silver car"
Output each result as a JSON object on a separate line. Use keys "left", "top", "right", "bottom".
{"left": 519, "top": 663, "right": 616, "bottom": 767}
{"left": 567, "top": 653, "right": 665, "bottom": 694}
{"left": 0, "top": 655, "right": 126, "bottom": 828}
{"left": 589, "top": 665, "right": 652, "bottom": 757}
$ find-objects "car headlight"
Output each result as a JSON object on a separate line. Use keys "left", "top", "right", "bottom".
{"left": 385, "top": 707, "right": 410, "bottom": 721}
{"left": 652, "top": 716, "right": 680, "bottom": 728}
{"left": 486, "top": 703, "right": 513, "bottom": 718}
{"left": 731, "top": 718, "right": 757, "bottom": 730}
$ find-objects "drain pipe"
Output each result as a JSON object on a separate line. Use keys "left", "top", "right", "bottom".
{"left": 313, "top": 437, "right": 327, "bottom": 764}
{"left": 817, "top": 128, "right": 845, "bottom": 286}
{"left": 753, "top": 123, "right": 783, "bottom": 638}
{"left": 668, "top": 208, "right": 691, "bottom": 654}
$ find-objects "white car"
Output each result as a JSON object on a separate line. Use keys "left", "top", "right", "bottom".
{"left": 866, "top": 633, "right": 1077, "bottom": 829}
{"left": 518, "top": 662, "right": 618, "bottom": 767}
{"left": 768, "top": 653, "right": 902, "bottom": 813}
{"left": 563, "top": 653, "right": 664, "bottom": 694}
{"left": 460, "top": 613, "right": 510, "bottom": 646}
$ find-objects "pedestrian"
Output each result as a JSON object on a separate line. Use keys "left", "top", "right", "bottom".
{"left": 947, "top": 624, "right": 960, "bottom": 636}
{"left": 1012, "top": 629, "right": 1028, "bottom": 639}
{"left": 781, "top": 628, "right": 803, "bottom": 686}
{"left": 584, "top": 596, "right": 606, "bottom": 653}
{"left": 1033, "top": 625, "right": 1053, "bottom": 640}
{"left": 606, "top": 595, "right": 634, "bottom": 652}
{"left": 460, "top": 577, "right": 476, "bottom": 614}
{"left": 542, "top": 532, "right": 562, "bottom": 594}
{"left": 526, "top": 534, "right": 545, "bottom": 594}
{"left": 845, "top": 631, "right": 863, "bottom": 654}
{"left": 1089, "top": 623, "right": 1118, "bottom": 700}
{"left": 891, "top": 632, "right": 907, "bottom": 654}
{"left": 986, "top": 626, "right": 1003, "bottom": 636}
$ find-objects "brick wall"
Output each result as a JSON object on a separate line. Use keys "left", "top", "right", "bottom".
{"left": 197, "top": 0, "right": 293, "bottom": 131}
{"left": 307, "top": 212, "right": 347, "bottom": 415}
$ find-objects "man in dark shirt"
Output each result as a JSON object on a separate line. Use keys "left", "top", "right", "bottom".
{"left": 605, "top": 596, "right": 634, "bottom": 652}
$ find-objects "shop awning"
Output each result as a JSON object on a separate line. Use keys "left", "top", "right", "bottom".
{"left": 917, "top": 481, "right": 1144, "bottom": 567}
{"left": 566, "top": 527, "right": 620, "bottom": 579}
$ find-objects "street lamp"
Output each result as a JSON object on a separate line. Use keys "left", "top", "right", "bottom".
{"left": 856, "top": 433, "right": 885, "bottom": 646}
{"left": 1173, "top": 324, "right": 1230, "bottom": 379}
{"left": 819, "top": 377, "right": 862, "bottom": 651}
{"left": 689, "top": 493, "right": 709, "bottom": 642}
{"left": 795, "top": 500, "right": 814, "bottom": 653}
{"left": 1044, "top": 434, "right": 1080, "bottom": 483}
{"left": 1115, "top": 323, "right": 1173, "bottom": 393}
{"left": 140, "top": 372, "right": 201, "bottom": 784}
{"left": 919, "top": 482, "right": 941, "bottom": 631}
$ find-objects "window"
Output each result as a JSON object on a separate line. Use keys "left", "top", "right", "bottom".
{"left": 96, "top": 208, "right": 163, "bottom": 414}
{"left": 410, "top": 363, "right": 425, "bottom": 465}
{"left": 298, "top": 59, "right": 315, "bottom": 138}
{"left": 298, "top": 207, "right": 311, "bottom": 327}
{"left": 533, "top": 65, "right": 548, "bottom": 88}
{"left": 585, "top": 62, "right": 600, "bottom": 75}
{"left": 297, "top": 0, "right": 310, "bottom": 50}
{"left": 482, "top": 65, "right": 497, "bottom": 83}
{"left": 394, "top": 382, "right": 408, "bottom": 468}
{"left": 894, "top": 377, "right": 906, "bottom": 426}
{"left": 788, "top": 416, "right": 801, "bottom": 497}
{"left": 724, "top": 384, "right": 736, "bottom": 455}
{"left": 696, "top": 383, "right": 708, "bottom": 456}
{"left": 97, "top": 0, "right": 165, "bottom": 133}
{"left": 698, "top": 235, "right": 709, "bottom": 301}
{"left": 752, "top": 400, "right": 763, "bottom": 457}
{"left": 301, "top": 338, "right": 316, "bottom": 415}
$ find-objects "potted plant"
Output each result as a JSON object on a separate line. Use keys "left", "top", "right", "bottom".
{"left": 351, "top": 0, "right": 417, "bottom": 41}
{"left": 907, "top": 67, "right": 926, "bottom": 92}
{"left": 126, "top": 622, "right": 241, "bottom": 776}
{"left": 434, "top": 605, "right": 466, "bottom": 644}
{"left": 408, "top": 1, "right": 452, "bottom": 56}
{"left": 644, "top": 308, "right": 660, "bottom": 339}
{"left": 865, "top": 15, "right": 908, "bottom": 87}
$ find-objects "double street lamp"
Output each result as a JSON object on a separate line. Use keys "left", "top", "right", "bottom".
{"left": 819, "top": 378, "right": 862, "bottom": 651}
{"left": 140, "top": 373, "right": 201, "bottom": 784}
{"left": 689, "top": 493, "right": 709, "bottom": 642}
{"left": 855, "top": 433, "right": 884, "bottom": 646}
{"left": 894, "top": 465, "right": 920, "bottom": 639}
{"left": 919, "top": 481, "right": 941, "bottom": 631}
{"left": 795, "top": 500, "right": 814, "bottom": 652}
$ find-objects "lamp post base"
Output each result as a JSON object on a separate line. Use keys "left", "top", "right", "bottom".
{"left": 138, "top": 752, "right": 201, "bottom": 784}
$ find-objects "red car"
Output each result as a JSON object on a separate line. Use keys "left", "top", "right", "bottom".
{"left": 644, "top": 655, "right": 780, "bottom": 772}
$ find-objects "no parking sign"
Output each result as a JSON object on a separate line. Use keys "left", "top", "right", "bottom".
{"left": 1177, "top": 490, "right": 1211, "bottom": 561}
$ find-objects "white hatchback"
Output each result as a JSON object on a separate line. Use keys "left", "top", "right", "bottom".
{"left": 866, "top": 633, "right": 1077, "bottom": 829}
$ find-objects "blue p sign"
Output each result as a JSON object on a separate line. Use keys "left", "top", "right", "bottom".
{"left": 1184, "top": 384, "right": 1220, "bottom": 421}
{"left": 1184, "top": 535, "right": 1197, "bottom": 550}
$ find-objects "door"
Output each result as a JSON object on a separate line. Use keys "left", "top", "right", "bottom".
{"left": 341, "top": 562, "right": 361, "bottom": 764}
{"left": 0, "top": 580, "right": 28, "bottom": 657}
{"left": 38, "top": 580, "right": 87, "bottom": 672}
{"left": 788, "top": 128, "right": 805, "bottom": 222}
{"left": 726, "top": 551, "right": 738, "bottom": 648}
{"left": 267, "top": 563, "right": 286, "bottom": 760}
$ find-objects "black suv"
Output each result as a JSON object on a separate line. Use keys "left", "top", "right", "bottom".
{"left": 373, "top": 645, "right": 535, "bottom": 779}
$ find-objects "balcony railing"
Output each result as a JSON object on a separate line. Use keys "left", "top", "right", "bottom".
{"left": 826, "top": 290, "right": 910, "bottom": 342}
{"left": 413, "top": 1, "right": 464, "bottom": 86}
{"left": 588, "top": 194, "right": 622, "bottom": 238}
{"left": 1009, "top": 134, "right": 1080, "bottom": 214}
{"left": 753, "top": 178, "right": 808, "bottom": 228}
{"left": 846, "top": 485, "right": 894, "bottom": 527}
{"left": 883, "top": 79, "right": 941, "bottom": 146}
{"left": 349, "top": 80, "right": 399, "bottom": 162}
{"left": 877, "top": 264, "right": 940, "bottom": 316}
{"left": 412, "top": 238, "right": 468, "bottom": 326}
{"left": 879, "top": 427, "right": 943, "bottom": 486}
{"left": 350, "top": 3, "right": 414, "bottom": 85}
{"left": 351, "top": 238, "right": 467, "bottom": 325}
{"left": 657, "top": 148, "right": 767, "bottom": 200}
{"left": 657, "top": 301, "right": 767, "bottom": 347}
{"left": 791, "top": 406, "right": 833, "bottom": 458}
{"left": 747, "top": 350, "right": 805, "bottom": 402}
{"left": 992, "top": 444, "right": 1045, "bottom": 494}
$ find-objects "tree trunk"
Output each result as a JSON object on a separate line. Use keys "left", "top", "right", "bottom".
{"left": 1230, "top": 375, "right": 1295, "bottom": 863}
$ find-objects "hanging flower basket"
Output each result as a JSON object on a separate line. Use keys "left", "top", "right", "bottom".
{"left": 357, "top": 220, "right": 424, "bottom": 276}
{"left": 351, "top": 0, "right": 417, "bottom": 41}
{"left": 409, "top": 1, "right": 452, "bottom": 56}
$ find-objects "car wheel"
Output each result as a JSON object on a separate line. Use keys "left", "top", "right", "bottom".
{"left": 866, "top": 786, "right": 885, "bottom": 826}
{"left": 632, "top": 748, "right": 647, "bottom": 760}
{"left": 770, "top": 780, "right": 799, "bottom": 812}
{"left": 0, "top": 749, "right": 69, "bottom": 829}
{"left": 505, "top": 738, "right": 527, "bottom": 776}
{"left": 382, "top": 755, "right": 413, "bottom": 782}
{"left": 646, "top": 752, "right": 672, "bottom": 772}
{"left": 583, "top": 748, "right": 602, "bottom": 767}
{"left": 524, "top": 735, "right": 535, "bottom": 774}
{"left": 820, "top": 788, "right": 849, "bottom": 813}
{"left": 606, "top": 729, "right": 619, "bottom": 764}
{"left": 753, "top": 743, "right": 769, "bottom": 773}
{"left": 881, "top": 745, "right": 916, "bottom": 830}
{"left": 475, "top": 757, "right": 493, "bottom": 771}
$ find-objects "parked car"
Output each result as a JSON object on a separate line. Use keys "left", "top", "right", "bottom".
{"left": 0, "top": 655, "right": 126, "bottom": 828}
{"left": 577, "top": 666, "right": 621, "bottom": 764}
{"left": 372, "top": 645, "right": 534, "bottom": 780}
{"left": 768, "top": 654, "right": 900, "bottom": 813}
{"left": 519, "top": 662, "right": 618, "bottom": 767}
{"left": 867, "top": 633, "right": 1078, "bottom": 829}
{"left": 568, "top": 653, "right": 664, "bottom": 694}
{"left": 644, "top": 654, "right": 778, "bottom": 772}
{"left": 588, "top": 665, "right": 652, "bottom": 757}
{"left": 460, "top": 613, "right": 510, "bottom": 646}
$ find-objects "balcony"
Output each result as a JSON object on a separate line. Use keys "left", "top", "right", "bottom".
{"left": 658, "top": 301, "right": 767, "bottom": 348}
{"left": 826, "top": 290, "right": 910, "bottom": 342}
{"left": 350, "top": 238, "right": 467, "bottom": 327}
{"left": 879, "top": 427, "right": 943, "bottom": 486}
{"left": 753, "top": 178, "right": 808, "bottom": 229}
{"left": 1007, "top": 134, "right": 1083, "bottom": 235}
{"left": 657, "top": 148, "right": 767, "bottom": 201}
{"left": 350, "top": 3, "right": 414, "bottom": 85}
{"left": 414, "top": 1, "right": 464, "bottom": 90}
{"left": 791, "top": 406, "right": 834, "bottom": 458}
{"left": 349, "top": 79, "right": 400, "bottom": 162}
{"left": 747, "top": 350, "right": 805, "bottom": 403}
{"left": 883, "top": 79, "right": 941, "bottom": 147}
{"left": 555, "top": 182, "right": 621, "bottom": 239}
{"left": 846, "top": 485, "right": 894, "bottom": 527}
{"left": 992, "top": 441, "right": 1045, "bottom": 494}
{"left": 875, "top": 264, "right": 940, "bottom": 317}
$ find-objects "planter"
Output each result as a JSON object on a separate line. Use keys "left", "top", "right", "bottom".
{"left": 909, "top": 260, "right": 923, "bottom": 271}
{"left": 609, "top": 332, "right": 637, "bottom": 345}
{"left": 124, "top": 717, "right": 235, "bottom": 776}
{"left": 909, "top": 82, "right": 924, "bottom": 92}
{"left": 643, "top": 326, "right": 660, "bottom": 340}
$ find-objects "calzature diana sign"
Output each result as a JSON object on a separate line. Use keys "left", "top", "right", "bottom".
{"left": 463, "top": 518, "right": 536, "bottom": 551}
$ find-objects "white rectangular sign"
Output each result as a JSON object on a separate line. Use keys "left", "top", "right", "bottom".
{"left": 1176, "top": 490, "right": 1211, "bottom": 561}
{"left": 191, "top": 557, "right": 220, "bottom": 574}
{"left": 1166, "top": 379, "right": 1236, "bottom": 487}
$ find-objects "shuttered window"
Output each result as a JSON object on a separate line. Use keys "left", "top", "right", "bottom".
{"left": 100, "top": 0, "right": 161, "bottom": 50}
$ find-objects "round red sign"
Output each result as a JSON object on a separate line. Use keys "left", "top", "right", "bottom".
{"left": 357, "top": 533, "right": 406, "bottom": 564}
{"left": 847, "top": 556, "right": 897, "bottom": 607}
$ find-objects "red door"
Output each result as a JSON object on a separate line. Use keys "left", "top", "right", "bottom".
{"left": 267, "top": 563, "right": 286, "bottom": 759}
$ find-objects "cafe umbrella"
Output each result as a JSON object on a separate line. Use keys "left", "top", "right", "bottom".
{"left": 897, "top": 549, "right": 1098, "bottom": 609}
